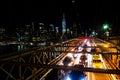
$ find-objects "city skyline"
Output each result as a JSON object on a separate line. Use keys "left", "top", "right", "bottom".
{"left": 0, "top": 0, "right": 119, "bottom": 34}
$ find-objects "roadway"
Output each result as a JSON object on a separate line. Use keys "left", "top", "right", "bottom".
{"left": 84, "top": 39, "right": 113, "bottom": 80}
{"left": 63, "top": 38, "right": 117, "bottom": 80}
{"left": 87, "top": 55, "right": 113, "bottom": 80}
{"left": 44, "top": 37, "right": 119, "bottom": 80}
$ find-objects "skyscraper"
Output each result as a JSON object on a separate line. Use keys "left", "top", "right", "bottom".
{"left": 62, "top": 13, "right": 66, "bottom": 33}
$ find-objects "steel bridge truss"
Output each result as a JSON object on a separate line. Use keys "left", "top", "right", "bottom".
{"left": 0, "top": 39, "right": 83, "bottom": 80}
{"left": 0, "top": 38, "right": 120, "bottom": 80}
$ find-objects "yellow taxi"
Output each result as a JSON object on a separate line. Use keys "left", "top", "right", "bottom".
{"left": 92, "top": 54, "right": 103, "bottom": 68}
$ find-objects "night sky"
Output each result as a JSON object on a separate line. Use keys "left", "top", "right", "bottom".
{"left": 0, "top": 0, "right": 119, "bottom": 33}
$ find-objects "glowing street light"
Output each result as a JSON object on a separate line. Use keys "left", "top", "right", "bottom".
{"left": 103, "top": 24, "right": 109, "bottom": 30}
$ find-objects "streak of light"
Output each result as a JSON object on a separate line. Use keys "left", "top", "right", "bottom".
{"left": 87, "top": 54, "right": 92, "bottom": 80}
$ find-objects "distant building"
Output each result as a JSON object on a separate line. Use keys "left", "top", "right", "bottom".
{"left": 24, "top": 24, "right": 32, "bottom": 42}
{"left": 72, "top": 23, "right": 77, "bottom": 37}
{"left": 16, "top": 27, "right": 25, "bottom": 41}
{"left": 0, "top": 27, "right": 5, "bottom": 41}
{"left": 50, "top": 24, "right": 54, "bottom": 32}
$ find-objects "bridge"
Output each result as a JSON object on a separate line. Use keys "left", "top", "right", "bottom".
{"left": 0, "top": 37, "right": 120, "bottom": 80}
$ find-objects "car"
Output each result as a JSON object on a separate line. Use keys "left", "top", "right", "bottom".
{"left": 92, "top": 54, "right": 103, "bottom": 68}
{"left": 63, "top": 56, "right": 74, "bottom": 66}
{"left": 66, "top": 70, "right": 86, "bottom": 80}
{"left": 80, "top": 54, "right": 87, "bottom": 66}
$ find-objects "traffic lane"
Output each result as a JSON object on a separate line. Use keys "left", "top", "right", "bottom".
{"left": 89, "top": 72, "right": 111, "bottom": 80}
{"left": 88, "top": 40, "right": 112, "bottom": 80}
{"left": 89, "top": 63, "right": 111, "bottom": 80}
{"left": 89, "top": 55, "right": 112, "bottom": 80}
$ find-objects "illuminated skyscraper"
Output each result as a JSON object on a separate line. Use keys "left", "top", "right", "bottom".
{"left": 62, "top": 13, "right": 66, "bottom": 33}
